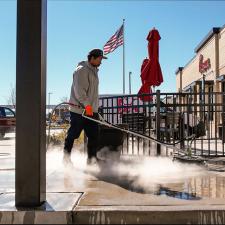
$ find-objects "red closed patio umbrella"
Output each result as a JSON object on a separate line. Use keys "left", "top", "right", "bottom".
{"left": 138, "top": 58, "right": 153, "bottom": 101}
{"left": 138, "top": 28, "right": 163, "bottom": 101}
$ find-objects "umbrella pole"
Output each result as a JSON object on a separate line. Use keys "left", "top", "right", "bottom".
{"left": 153, "top": 85, "right": 156, "bottom": 113}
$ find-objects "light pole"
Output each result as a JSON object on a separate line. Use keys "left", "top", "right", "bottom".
{"left": 129, "top": 71, "right": 132, "bottom": 94}
{"left": 48, "top": 92, "right": 52, "bottom": 118}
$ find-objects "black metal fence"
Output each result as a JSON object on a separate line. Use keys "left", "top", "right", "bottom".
{"left": 99, "top": 91, "right": 225, "bottom": 157}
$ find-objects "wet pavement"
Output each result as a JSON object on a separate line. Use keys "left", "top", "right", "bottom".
{"left": 2, "top": 133, "right": 225, "bottom": 224}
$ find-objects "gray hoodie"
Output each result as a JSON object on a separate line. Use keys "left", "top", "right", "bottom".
{"left": 69, "top": 61, "right": 99, "bottom": 114}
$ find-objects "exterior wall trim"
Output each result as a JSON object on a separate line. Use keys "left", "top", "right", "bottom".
{"left": 194, "top": 27, "right": 220, "bottom": 53}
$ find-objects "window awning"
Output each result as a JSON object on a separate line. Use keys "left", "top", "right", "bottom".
{"left": 216, "top": 74, "right": 225, "bottom": 82}
{"left": 183, "top": 81, "right": 196, "bottom": 92}
{"left": 183, "top": 80, "right": 214, "bottom": 92}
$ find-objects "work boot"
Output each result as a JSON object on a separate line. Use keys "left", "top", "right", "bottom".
{"left": 86, "top": 157, "right": 97, "bottom": 166}
{"left": 86, "top": 156, "right": 105, "bottom": 166}
{"left": 63, "top": 149, "right": 73, "bottom": 167}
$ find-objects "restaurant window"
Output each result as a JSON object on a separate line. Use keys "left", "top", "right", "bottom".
{"left": 222, "top": 82, "right": 225, "bottom": 93}
{"left": 199, "top": 84, "right": 202, "bottom": 101}
{"left": 208, "top": 85, "right": 214, "bottom": 121}
{"left": 222, "top": 82, "right": 225, "bottom": 114}
{"left": 187, "top": 87, "right": 193, "bottom": 113}
{"left": 198, "top": 84, "right": 204, "bottom": 119}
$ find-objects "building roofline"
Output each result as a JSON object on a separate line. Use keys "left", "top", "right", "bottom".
{"left": 220, "top": 24, "right": 225, "bottom": 31}
{"left": 176, "top": 53, "right": 197, "bottom": 74}
{"left": 194, "top": 27, "right": 220, "bottom": 53}
{"left": 175, "top": 25, "right": 224, "bottom": 77}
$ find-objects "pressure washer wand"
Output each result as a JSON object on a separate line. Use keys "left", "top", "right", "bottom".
{"left": 81, "top": 111, "right": 187, "bottom": 153}
{"left": 47, "top": 102, "right": 192, "bottom": 155}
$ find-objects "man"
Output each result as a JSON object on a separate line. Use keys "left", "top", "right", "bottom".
{"left": 63, "top": 49, "right": 107, "bottom": 165}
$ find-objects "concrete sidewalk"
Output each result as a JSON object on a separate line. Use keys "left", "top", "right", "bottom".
{"left": 1, "top": 135, "right": 225, "bottom": 224}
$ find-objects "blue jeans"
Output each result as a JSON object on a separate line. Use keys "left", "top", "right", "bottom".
{"left": 64, "top": 112, "right": 99, "bottom": 159}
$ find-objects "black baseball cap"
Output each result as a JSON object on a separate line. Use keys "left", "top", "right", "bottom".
{"left": 88, "top": 49, "right": 107, "bottom": 59}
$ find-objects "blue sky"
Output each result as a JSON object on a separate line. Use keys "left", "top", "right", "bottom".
{"left": 1, "top": 0, "right": 225, "bottom": 104}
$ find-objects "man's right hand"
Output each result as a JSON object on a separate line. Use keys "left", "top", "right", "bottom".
{"left": 85, "top": 105, "right": 93, "bottom": 116}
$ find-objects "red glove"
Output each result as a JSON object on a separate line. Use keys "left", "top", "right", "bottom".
{"left": 85, "top": 105, "right": 93, "bottom": 116}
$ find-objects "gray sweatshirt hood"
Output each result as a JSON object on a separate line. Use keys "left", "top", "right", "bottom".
{"left": 77, "top": 61, "right": 99, "bottom": 75}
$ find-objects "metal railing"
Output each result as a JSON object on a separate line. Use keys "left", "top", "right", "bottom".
{"left": 99, "top": 91, "right": 225, "bottom": 157}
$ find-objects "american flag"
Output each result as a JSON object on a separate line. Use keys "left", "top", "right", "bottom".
{"left": 103, "top": 24, "right": 124, "bottom": 55}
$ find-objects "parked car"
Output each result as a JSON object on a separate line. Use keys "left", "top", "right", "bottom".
{"left": 0, "top": 107, "right": 16, "bottom": 139}
{"left": 63, "top": 111, "right": 70, "bottom": 124}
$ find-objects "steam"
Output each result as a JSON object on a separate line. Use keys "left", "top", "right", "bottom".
{"left": 46, "top": 145, "right": 206, "bottom": 196}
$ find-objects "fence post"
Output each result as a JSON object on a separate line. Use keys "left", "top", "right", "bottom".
{"left": 180, "top": 113, "right": 184, "bottom": 149}
{"left": 156, "top": 90, "right": 161, "bottom": 155}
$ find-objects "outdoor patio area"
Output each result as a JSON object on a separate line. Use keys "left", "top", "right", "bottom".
{"left": 1, "top": 0, "right": 225, "bottom": 224}
{"left": 1, "top": 133, "right": 225, "bottom": 224}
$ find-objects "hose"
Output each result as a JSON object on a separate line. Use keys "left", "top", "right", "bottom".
{"left": 47, "top": 102, "right": 196, "bottom": 155}
{"left": 47, "top": 102, "right": 70, "bottom": 149}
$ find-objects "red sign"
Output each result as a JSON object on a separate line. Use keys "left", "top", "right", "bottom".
{"left": 117, "top": 97, "right": 139, "bottom": 114}
{"left": 199, "top": 54, "right": 211, "bottom": 73}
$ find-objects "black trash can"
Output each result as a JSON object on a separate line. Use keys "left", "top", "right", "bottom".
{"left": 97, "top": 124, "right": 128, "bottom": 161}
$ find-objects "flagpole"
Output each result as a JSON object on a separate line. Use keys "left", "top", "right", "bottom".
{"left": 123, "top": 19, "right": 125, "bottom": 94}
